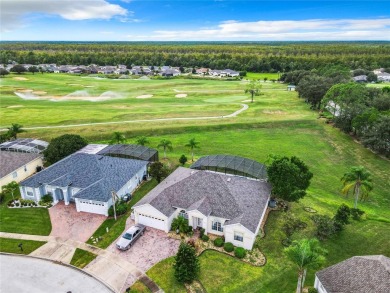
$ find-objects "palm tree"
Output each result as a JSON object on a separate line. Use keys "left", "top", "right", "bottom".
{"left": 185, "top": 138, "right": 200, "bottom": 162}
{"left": 157, "top": 139, "right": 173, "bottom": 159}
{"left": 136, "top": 136, "right": 149, "bottom": 146}
{"left": 285, "top": 238, "right": 327, "bottom": 293}
{"left": 244, "top": 80, "right": 262, "bottom": 103}
{"left": 7, "top": 123, "right": 25, "bottom": 139}
{"left": 111, "top": 132, "right": 126, "bottom": 144}
{"left": 341, "top": 166, "right": 373, "bottom": 209}
{"left": 171, "top": 216, "right": 189, "bottom": 233}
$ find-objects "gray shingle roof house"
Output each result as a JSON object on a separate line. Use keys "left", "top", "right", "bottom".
{"left": 133, "top": 167, "right": 271, "bottom": 249}
{"left": 314, "top": 255, "right": 390, "bottom": 293}
{"left": 0, "top": 151, "right": 43, "bottom": 192}
{"left": 20, "top": 153, "right": 148, "bottom": 216}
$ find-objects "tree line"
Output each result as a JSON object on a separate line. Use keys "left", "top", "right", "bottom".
{"left": 1, "top": 42, "right": 390, "bottom": 72}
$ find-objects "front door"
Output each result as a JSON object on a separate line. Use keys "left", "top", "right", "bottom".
{"left": 193, "top": 217, "right": 203, "bottom": 228}
{"left": 55, "top": 189, "right": 64, "bottom": 201}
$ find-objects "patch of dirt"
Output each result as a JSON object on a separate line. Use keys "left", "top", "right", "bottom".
{"left": 175, "top": 94, "right": 187, "bottom": 98}
{"left": 242, "top": 99, "right": 255, "bottom": 102}
{"left": 67, "top": 83, "right": 82, "bottom": 86}
{"left": 7, "top": 105, "right": 24, "bottom": 108}
{"left": 136, "top": 94, "right": 153, "bottom": 99}
{"left": 17, "top": 89, "right": 33, "bottom": 93}
{"left": 13, "top": 77, "right": 28, "bottom": 81}
{"left": 33, "top": 91, "right": 47, "bottom": 95}
{"left": 84, "top": 85, "right": 94, "bottom": 88}
{"left": 262, "top": 110, "right": 286, "bottom": 115}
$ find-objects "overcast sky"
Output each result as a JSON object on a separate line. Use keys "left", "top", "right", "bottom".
{"left": 1, "top": 0, "right": 390, "bottom": 41}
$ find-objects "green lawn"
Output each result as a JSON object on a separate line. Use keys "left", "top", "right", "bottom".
{"left": 86, "top": 179, "right": 158, "bottom": 248}
{"left": 0, "top": 193, "right": 52, "bottom": 235}
{"left": 0, "top": 237, "right": 46, "bottom": 254}
{"left": 246, "top": 72, "right": 280, "bottom": 80}
{"left": 127, "top": 281, "right": 152, "bottom": 293}
{"left": 70, "top": 248, "right": 97, "bottom": 269}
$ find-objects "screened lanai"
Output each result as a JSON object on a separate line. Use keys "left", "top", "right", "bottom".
{"left": 0, "top": 138, "right": 48, "bottom": 154}
{"left": 190, "top": 155, "right": 267, "bottom": 180}
{"left": 97, "top": 144, "right": 158, "bottom": 162}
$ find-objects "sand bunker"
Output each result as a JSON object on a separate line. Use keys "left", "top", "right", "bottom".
{"left": 67, "top": 83, "right": 82, "bottom": 86}
{"left": 33, "top": 91, "right": 47, "bottom": 95}
{"left": 84, "top": 85, "right": 94, "bottom": 88}
{"left": 242, "top": 99, "right": 255, "bottom": 102}
{"left": 7, "top": 105, "right": 24, "bottom": 108}
{"left": 263, "top": 110, "right": 286, "bottom": 115}
{"left": 136, "top": 94, "right": 153, "bottom": 99}
{"left": 17, "top": 89, "right": 33, "bottom": 93}
{"left": 13, "top": 77, "right": 28, "bottom": 81}
{"left": 14, "top": 90, "right": 123, "bottom": 102}
{"left": 175, "top": 94, "right": 187, "bottom": 98}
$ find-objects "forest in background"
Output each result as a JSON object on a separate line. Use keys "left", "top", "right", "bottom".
{"left": 1, "top": 42, "right": 390, "bottom": 72}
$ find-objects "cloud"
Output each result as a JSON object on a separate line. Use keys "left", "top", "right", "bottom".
{"left": 1, "top": 0, "right": 128, "bottom": 32}
{"left": 130, "top": 18, "right": 390, "bottom": 41}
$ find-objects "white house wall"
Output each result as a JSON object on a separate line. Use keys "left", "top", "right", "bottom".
{"left": 133, "top": 204, "right": 169, "bottom": 232}
{"left": 314, "top": 276, "right": 328, "bottom": 293}
{"left": 224, "top": 224, "right": 256, "bottom": 250}
{"left": 117, "top": 165, "right": 147, "bottom": 198}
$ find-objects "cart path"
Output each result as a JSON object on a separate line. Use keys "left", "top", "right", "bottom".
{"left": 1, "top": 103, "right": 248, "bottom": 131}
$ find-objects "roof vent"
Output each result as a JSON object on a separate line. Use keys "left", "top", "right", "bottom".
{"left": 227, "top": 178, "right": 231, "bottom": 182}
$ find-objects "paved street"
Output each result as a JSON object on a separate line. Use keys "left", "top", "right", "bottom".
{"left": 0, "top": 254, "right": 113, "bottom": 293}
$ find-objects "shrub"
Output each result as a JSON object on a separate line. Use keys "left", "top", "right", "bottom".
{"left": 187, "top": 226, "right": 193, "bottom": 233}
{"left": 308, "top": 287, "right": 318, "bottom": 293}
{"left": 174, "top": 242, "right": 200, "bottom": 283}
{"left": 15, "top": 202, "right": 20, "bottom": 207}
{"left": 199, "top": 228, "right": 205, "bottom": 238}
{"left": 201, "top": 235, "right": 209, "bottom": 242}
{"left": 187, "top": 239, "right": 195, "bottom": 247}
{"left": 311, "top": 215, "right": 336, "bottom": 240}
{"left": 0, "top": 192, "right": 4, "bottom": 204}
{"left": 214, "top": 237, "right": 224, "bottom": 247}
{"left": 108, "top": 203, "right": 128, "bottom": 217}
{"left": 234, "top": 247, "right": 246, "bottom": 259}
{"left": 224, "top": 242, "right": 234, "bottom": 252}
{"left": 7, "top": 199, "right": 14, "bottom": 206}
{"left": 41, "top": 194, "right": 53, "bottom": 203}
{"left": 351, "top": 208, "right": 365, "bottom": 220}
{"left": 171, "top": 216, "right": 189, "bottom": 233}
{"left": 334, "top": 204, "right": 351, "bottom": 225}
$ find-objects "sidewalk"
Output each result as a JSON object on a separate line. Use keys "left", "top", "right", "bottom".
{"left": 0, "top": 232, "right": 162, "bottom": 293}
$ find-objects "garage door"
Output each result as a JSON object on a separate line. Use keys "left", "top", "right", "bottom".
{"left": 138, "top": 213, "right": 166, "bottom": 231}
{"left": 77, "top": 200, "right": 107, "bottom": 215}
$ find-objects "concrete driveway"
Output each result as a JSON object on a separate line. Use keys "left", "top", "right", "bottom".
{"left": 107, "top": 218, "right": 180, "bottom": 272}
{"left": 49, "top": 202, "right": 106, "bottom": 242}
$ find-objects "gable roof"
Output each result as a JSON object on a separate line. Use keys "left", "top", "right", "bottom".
{"left": 20, "top": 153, "right": 148, "bottom": 202}
{"left": 135, "top": 167, "right": 271, "bottom": 233}
{"left": 316, "top": 255, "right": 390, "bottom": 293}
{"left": 0, "top": 151, "right": 42, "bottom": 178}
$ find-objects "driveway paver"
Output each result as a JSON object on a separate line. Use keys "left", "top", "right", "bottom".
{"left": 49, "top": 202, "right": 106, "bottom": 242}
{"left": 107, "top": 218, "right": 180, "bottom": 272}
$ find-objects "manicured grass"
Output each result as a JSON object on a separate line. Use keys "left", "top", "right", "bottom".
{"left": 127, "top": 280, "right": 152, "bottom": 293}
{"left": 0, "top": 237, "right": 46, "bottom": 254}
{"left": 147, "top": 257, "right": 186, "bottom": 293}
{"left": 0, "top": 193, "right": 52, "bottom": 235}
{"left": 246, "top": 72, "right": 280, "bottom": 80}
{"left": 70, "top": 248, "right": 97, "bottom": 269}
{"left": 86, "top": 179, "right": 158, "bottom": 248}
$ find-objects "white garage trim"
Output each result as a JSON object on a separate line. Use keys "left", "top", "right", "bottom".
{"left": 76, "top": 199, "right": 108, "bottom": 216}
{"left": 138, "top": 213, "right": 166, "bottom": 231}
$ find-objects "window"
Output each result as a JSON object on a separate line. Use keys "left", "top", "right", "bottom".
{"left": 234, "top": 232, "right": 244, "bottom": 242}
{"left": 24, "top": 165, "right": 27, "bottom": 172}
{"left": 12, "top": 172, "right": 18, "bottom": 178}
{"left": 212, "top": 221, "right": 223, "bottom": 232}
{"left": 179, "top": 210, "right": 188, "bottom": 219}
{"left": 27, "top": 191, "right": 33, "bottom": 197}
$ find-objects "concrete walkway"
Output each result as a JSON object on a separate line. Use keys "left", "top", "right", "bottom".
{"left": 0, "top": 232, "right": 160, "bottom": 293}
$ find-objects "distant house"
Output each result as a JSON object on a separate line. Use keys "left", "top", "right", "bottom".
{"left": 353, "top": 75, "right": 367, "bottom": 82}
{"left": 196, "top": 68, "right": 209, "bottom": 75}
{"left": 0, "top": 151, "right": 43, "bottom": 192}
{"left": 377, "top": 72, "right": 390, "bottom": 82}
{"left": 373, "top": 68, "right": 385, "bottom": 75}
{"left": 221, "top": 69, "right": 240, "bottom": 77}
{"left": 20, "top": 153, "right": 148, "bottom": 216}
{"left": 315, "top": 255, "right": 390, "bottom": 293}
{"left": 133, "top": 166, "right": 271, "bottom": 249}
{"left": 287, "top": 85, "right": 296, "bottom": 91}
{"left": 161, "top": 69, "right": 180, "bottom": 77}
